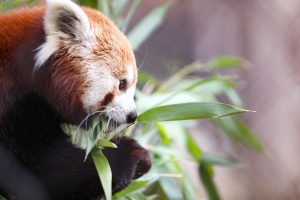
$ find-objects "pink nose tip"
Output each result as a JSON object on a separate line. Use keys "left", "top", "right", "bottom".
{"left": 126, "top": 111, "right": 137, "bottom": 123}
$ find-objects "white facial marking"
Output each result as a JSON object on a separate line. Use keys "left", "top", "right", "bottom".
{"left": 109, "top": 86, "right": 136, "bottom": 123}
{"left": 81, "top": 64, "right": 137, "bottom": 124}
{"left": 81, "top": 64, "right": 115, "bottom": 112}
{"left": 104, "top": 66, "right": 137, "bottom": 123}
{"left": 127, "top": 65, "right": 135, "bottom": 83}
{"left": 35, "top": 0, "right": 92, "bottom": 69}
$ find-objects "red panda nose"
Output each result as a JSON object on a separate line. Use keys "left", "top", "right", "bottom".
{"left": 126, "top": 111, "right": 137, "bottom": 124}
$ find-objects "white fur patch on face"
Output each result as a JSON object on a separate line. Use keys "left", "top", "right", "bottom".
{"left": 104, "top": 65, "right": 137, "bottom": 123}
{"left": 108, "top": 86, "right": 136, "bottom": 123}
{"left": 81, "top": 64, "right": 115, "bottom": 112}
{"left": 35, "top": 0, "right": 92, "bottom": 69}
{"left": 127, "top": 65, "right": 136, "bottom": 83}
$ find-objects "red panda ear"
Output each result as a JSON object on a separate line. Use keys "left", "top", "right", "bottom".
{"left": 35, "top": 0, "right": 91, "bottom": 69}
{"left": 44, "top": 0, "right": 91, "bottom": 38}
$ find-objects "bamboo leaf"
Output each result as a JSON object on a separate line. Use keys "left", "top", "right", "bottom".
{"left": 209, "top": 56, "right": 243, "bottom": 69}
{"left": 137, "top": 102, "right": 249, "bottom": 122}
{"left": 202, "top": 153, "right": 239, "bottom": 167}
{"left": 182, "top": 178, "right": 198, "bottom": 200}
{"left": 214, "top": 116, "right": 263, "bottom": 151}
{"left": 138, "top": 72, "right": 159, "bottom": 84}
{"left": 97, "top": 0, "right": 110, "bottom": 17}
{"left": 128, "top": 2, "right": 170, "bottom": 50}
{"left": 155, "top": 77, "right": 235, "bottom": 106}
{"left": 121, "top": 0, "right": 141, "bottom": 32}
{"left": 199, "top": 163, "right": 220, "bottom": 200}
{"left": 85, "top": 118, "right": 104, "bottom": 160}
{"left": 155, "top": 123, "right": 171, "bottom": 145}
{"left": 97, "top": 139, "right": 117, "bottom": 149}
{"left": 0, "top": 195, "right": 7, "bottom": 200}
{"left": 113, "top": 180, "right": 149, "bottom": 198}
{"left": 185, "top": 132, "right": 202, "bottom": 162}
{"left": 79, "top": 0, "right": 97, "bottom": 8}
{"left": 112, "top": 0, "right": 129, "bottom": 15}
{"left": 92, "top": 149, "right": 112, "bottom": 200}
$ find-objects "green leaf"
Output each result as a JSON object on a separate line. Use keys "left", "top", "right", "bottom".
{"left": 97, "top": 0, "right": 111, "bottom": 17}
{"left": 199, "top": 163, "right": 220, "bottom": 200}
{"left": 154, "top": 77, "right": 235, "bottom": 106}
{"left": 121, "top": 0, "right": 141, "bottom": 32}
{"left": 214, "top": 116, "right": 263, "bottom": 151}
{"left": 144, "top": 181, "right": 172, "bottom": 200}
{"left": 0, "top": 195, "right": 7, "bottom": 200}
{"left": 150, "top": 146, "right": 184, "bottom": 158}
{"left": 136, "top": 91, "right": 204, "bottom": 112}
{"left": 137, "top": 102, "right": 249, "bottom": 122}
{"left": 112, "top": 0, "right": 129, "bottom": 15}
{"left": 125, "top": 193, "right": 148, "bottom": 200}
{"left": 92, "top": 149, "right": 112, "bottom": 200}
{"left": 155, "top": 123, "right": 171, "bottom": 145}
{"left": 185, "top": 132, "right": 202, "bottom": 162}
{"left": 61, "top": 124, "right": 87, "bottom": 149}
{"left": 202, "top": 153, "right": 239, "bottom": 167}
{"left": 113, "top": 180, "right": 149, "bottom": 198}
{"left": 127, "top": 1, "right": 170, "bottom": 50}
{"left": 97, "top": 139, "right": 117, "bottom": 149}
{"left": 225, "top": 89, "right": 244, "bottom": 107}
{"left": 209, "top": 56, "right": 243, "bottom": 69}
{"left": 138, "top": 72, "right": 158, "bottom": 84}
{"left": 79, "top": 0, "right": 97, "bottom": 8}
{"left": 85, "top": 118, "right": 105, "bottom": 160}
{"left": 182, "top": 178, "right": 198, "bottom": 200}
{"left": 159, "top": 178, "right": 183, "bottom": 199}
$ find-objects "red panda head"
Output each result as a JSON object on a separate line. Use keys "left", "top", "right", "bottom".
{"left": 35, "top": 0, "right": 137, "bottom": 129}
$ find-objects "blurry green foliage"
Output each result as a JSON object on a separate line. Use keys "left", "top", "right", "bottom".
{"left": 0, "top": 0, "right": 36, "bottom": 12}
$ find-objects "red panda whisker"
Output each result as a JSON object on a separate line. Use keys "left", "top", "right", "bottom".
{"left": 137, "top": 41, "right": 148, "bottom": 72}
{"left": 77, "top": 108, "right": 109, "bottom": 130}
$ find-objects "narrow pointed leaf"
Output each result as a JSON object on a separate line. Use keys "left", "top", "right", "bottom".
{"left": 128, "top": 2, "right": 170, "bottom": 50}
{"left": 185, "top": 132, "right": 202, "bottom": 162}
{"left": 215, "top": 116, "right": 263, "bottom": 151}
{"left": 209, "top": 56, "right": 243, "bottom": 69}
{"left": 113, "top": 180, "right": 149, "bottom": 198}
{"left": 137, "top": 102, "right": 249, "bottom": 122}
{"left": 202, "top": 153, "right": 239, "bottom": 167}
{"left": 97, "top": 139, "right": 117, "bottom": 149}
{"left": 85, "top": 118, "right": 103, "bottom": 159}
{"left": 199, "top": 163, "right": 220, "bottom": 200}
{"left": 92, "top": 149, "right": 112, "bottom": 200}
{"left": 0, "top": 195, "right": 7, "bottom": 200}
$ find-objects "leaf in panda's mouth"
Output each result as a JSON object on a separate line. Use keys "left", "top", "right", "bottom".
{"left": 62, "top": 117, "right": 126, "bottom": 153}
{"left": 61, "top": 117, "right": 128, "bottom": 200}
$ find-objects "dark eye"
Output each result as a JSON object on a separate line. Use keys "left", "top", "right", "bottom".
{"left": 119, "top": 79, "right": 127, "bottom": 91}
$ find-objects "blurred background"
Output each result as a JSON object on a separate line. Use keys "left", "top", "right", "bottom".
{"left": 2, "top": 0, "right": 300, "bottom": 199}
{"left": 132, "top": 1, "right": 300, "bottom": 199}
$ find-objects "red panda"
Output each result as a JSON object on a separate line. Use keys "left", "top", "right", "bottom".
{"left": 0, "top": 0, "right": 151, "bottom": 199}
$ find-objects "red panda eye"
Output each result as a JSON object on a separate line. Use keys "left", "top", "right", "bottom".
{"left": 119, "top": 79, "right": 127, "bottom": 91}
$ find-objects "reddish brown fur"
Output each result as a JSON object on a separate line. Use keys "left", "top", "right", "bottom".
{"left": 43, "top": 55, "right": 88, "bottom": 121}
{"left": 0, "top": 7, "right": 45, "bottom": 67}
{"left": 84, "top": 8, "right": 137, "bottom": 80}
{"left": 0, "top": 6, "right": 136, "bottom": 121}
{"left": 0, "top": 7, "right": 87, "bottom": 122}
{"left": 0, "top": 7, "right": 45, "bottom": 119}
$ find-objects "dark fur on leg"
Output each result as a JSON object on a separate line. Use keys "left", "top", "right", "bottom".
{"left": 0, "top": 93, "right": 151, "bottom": 200}
{"left": 34, "top": 136, "right": 151, "bottom": 200}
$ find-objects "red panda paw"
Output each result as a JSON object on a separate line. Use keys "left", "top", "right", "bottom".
{"left": 103, "top": 136, "right": 151, "bottom": 193}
